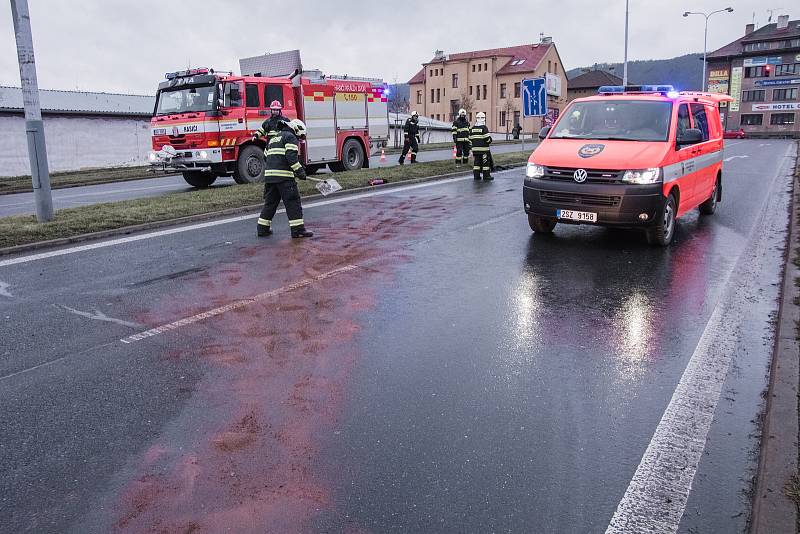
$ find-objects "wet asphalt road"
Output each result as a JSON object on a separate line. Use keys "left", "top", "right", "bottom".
{"left": 0, "top": 143, "right": 530, "bottom": 217}
{"left": 0, "top": 139, "right": 794, "bottom": 533}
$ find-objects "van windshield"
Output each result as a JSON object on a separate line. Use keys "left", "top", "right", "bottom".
{"left": 155, "top": 85, "right": 215, "bottom": 116}
{"left": 550, "top": 100, "right": 673, "bottom": 142}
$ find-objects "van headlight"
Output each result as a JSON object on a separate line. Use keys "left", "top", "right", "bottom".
{"left": 622, "top": 168, "right": 661, "bottom": 184}
{"left": 526, "top": 163, "right": 546, "bottom": 180}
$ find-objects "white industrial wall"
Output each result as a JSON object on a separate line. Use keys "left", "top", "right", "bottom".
{"left": 0, "top": 114, "right": 151, "bottom": 177}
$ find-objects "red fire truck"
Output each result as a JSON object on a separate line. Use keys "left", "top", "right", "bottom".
{"left": 148, "top": 68, "right": 389, "bottom": 187}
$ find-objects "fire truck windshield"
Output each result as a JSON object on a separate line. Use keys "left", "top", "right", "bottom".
{"left": 155, "top": 85, "right": 215, "bottom": 115}
{"left": 550, "top": 100, "right": 673, "bottom": 142}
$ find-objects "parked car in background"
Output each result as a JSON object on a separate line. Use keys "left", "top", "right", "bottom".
{"left": 723, "top": 129, "right": 746, "bottom": 139}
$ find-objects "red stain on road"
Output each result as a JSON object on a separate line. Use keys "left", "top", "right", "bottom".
{"left": 111, "top": 197, "right": 445, "bottom": 533}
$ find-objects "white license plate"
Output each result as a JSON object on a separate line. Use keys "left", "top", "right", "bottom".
{"left": 556, "top": 209, "right": 597, "bottom": 223}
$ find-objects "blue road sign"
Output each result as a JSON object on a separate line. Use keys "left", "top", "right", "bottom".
{"left": 522, "top": 77, "right": 547, "bottom": 117}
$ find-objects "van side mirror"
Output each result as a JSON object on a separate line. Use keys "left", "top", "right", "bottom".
{"left": 538, "top": 126, "right": 551, "bottom": 140}
{"left": 677, "top": 128, "right": 703, "bottom": 146}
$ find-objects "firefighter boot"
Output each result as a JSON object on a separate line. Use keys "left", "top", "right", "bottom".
{"left": 291, "top": 225, "right": 314, "bottom": 238}
{"left": 483, "top": 170, "right": 493, "bottom": 181}
{"left": 398, "top": 156, "right": 405, "bottom": 165}
{"left": 257, "top": 221, "right": 272, "bottom": 237}
{"left": 473, "top": 170, "right": 482, "bottom": 180}
{"left": 410, "top": 154, "right": 417, "bottom": 164}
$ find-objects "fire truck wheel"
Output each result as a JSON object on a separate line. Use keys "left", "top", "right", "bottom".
{"left": 340, "top": 138, "right": 365, "bottom": 171}
{"left": 182, "top": 172, "right": 217, "bottom": 189}
{"left": 234, "top": 145, "right": 265, "bottom": 184}
{"left": 528, "top": 214, "right": 557, "bottom": 233}
{"left": 646, "top": 193, "right": 677, "bottom": 246}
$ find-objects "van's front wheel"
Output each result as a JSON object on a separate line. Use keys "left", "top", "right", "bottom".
{"left": 646, "top": 193, "right": 677, "bottom": 246}
{"left": 528, "top": 214, "right": 557, "bottom": 234}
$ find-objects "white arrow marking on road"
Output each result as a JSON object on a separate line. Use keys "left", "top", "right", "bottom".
{"left": 0, "top": 281, "right": 11, "bottom": 298}
{"left": 724, "top": 155, "right": 749, "bottom": 162}
{"left": 55, "top": 304, "right": 142, "bottom": 329}
{"left": 759, "top": 143, "right": 771, "bottom": 147}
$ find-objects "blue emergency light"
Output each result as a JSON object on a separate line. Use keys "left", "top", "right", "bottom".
{"left": 598, "top": 84, "right": 678, "bottom": 96}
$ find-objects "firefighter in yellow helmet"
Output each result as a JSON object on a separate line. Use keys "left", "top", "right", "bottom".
{"left": 469, "top": 112, "right": 493, "bottom": 180}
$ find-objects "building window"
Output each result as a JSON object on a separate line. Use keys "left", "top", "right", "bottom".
{"left": 452, "top": 73, "right": 459, "bottom": 88}
{"left": 744, "top": 66, "right": 769, "bottom": 78}
{"left": 776, "top": 63, "right": 800, "bottom": 76}
{"left": 450, "top": 100, "right": 459, "bottom": 121}
{"left": 417, "top": 91, "right": 422, "bottom": 105}
{"left": 472, "top": 64, "right": 476, "bottom": 72}
{"left": 469, "top": 86, "right": 473, "bottom": 96}
{"left": 431, "top": 89, "right": 435, "bottom": 103}
{"left": 779, "top": 39, "right": 800, "bottom": 48}
{"left": 500, "top": 111, "right": 507, "bottom": 127}
{"left": 430, "top": 114, "right": 434, "bottom": 119}
{"left": 740, "top": 114, "right": 763, "bottom": 126}
{"left": 770, "top": 113, "right": 795, "bottom": 125}
{"left": 500, "top": 83, "right": 507, "bottom": 98}
{"left": 436, "top": 114, "right": 440, "bottom": 121}
{"left": 548, "top": 60, "right": 552, "bottom": 72}
{"left": 469, "top": 112, "right": 473, "bottom": 122}
{"left": 484, "top": 62, "right": 488, "bottom": 71}
{"left": 741, "top": 89, "right": 765, "bottom": 102}
{"left": 773, "top": 88, "right": 798, "bottom": 101}
{"left": 436, "top": 88, "right": 441, "bottom": 103}
{"left": 514, "top": 111, "right": 520, "bottom": 126}
{"left": 743, "top": 42, "right": 770, "bottom": 52}
{"left": 554, "top": 62, "right": 558, "bottom": 75}
{"left": 739, "top": 113, "right": 764, "bottom": 126}
{"left": 430, "top": 69, "right": 433, "bottom": 77}
{"left": 482, "top": 85, "right": 487, "bottom": 99}
{"left": 514, "top": 82, "right": 521, "bottom": 98}
{"left": 474, "top": 85, "right": 479, "bottom": 100}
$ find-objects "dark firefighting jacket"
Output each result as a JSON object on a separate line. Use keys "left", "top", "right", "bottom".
{"left": 452, "top": 116, "right": 471, "bottom": 142}
{"left": 469, "top": 124, "right": 492, "bottom": 152}
{"left": 403, "top": 118, "right": 420, "bottom": 140}
{"left": 256, "top": 114, "right": 289, "bottom": 140}
{"left": 263, "top": 126, "right": 305, "bottom": 184}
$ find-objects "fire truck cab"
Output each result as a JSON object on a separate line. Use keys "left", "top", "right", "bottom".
{"left": 149, "top": 68, "right": 389, "bottom": 188}
{"left": 524, "top": 85, "right": 734, "bottom": 246}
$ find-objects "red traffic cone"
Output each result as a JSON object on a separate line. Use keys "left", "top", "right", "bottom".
{"left": 452, "top": 146, "right": 457, "bottom": 159}
{"left": 380, "top": 147, "right": 386, "bottom": 162}
{"left": 406, "top": 150, "right": 411, "bottom": 161}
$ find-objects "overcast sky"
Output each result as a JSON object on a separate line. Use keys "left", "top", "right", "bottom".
{"left": 0, "top": 0, "right": 786, "bottom": 95}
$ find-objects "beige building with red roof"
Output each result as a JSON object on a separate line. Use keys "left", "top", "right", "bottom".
{"left": 407, "top": 41, "right": 568, "bottom": 134}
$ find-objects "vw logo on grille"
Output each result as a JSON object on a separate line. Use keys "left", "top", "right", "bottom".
{"left": 573, "top": 169, "right": 588, "bottom": 183}
{"left": 172, "top": 126, "right": 180, "bottom": 136}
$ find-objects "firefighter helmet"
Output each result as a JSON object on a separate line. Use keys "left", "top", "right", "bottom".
{"left": 476, "top": 112, "right": 486, "bottom": 120}
{"left": 411, "top": 111, "right": 418, "bottom": 117}
{"left": 458, "top": 108, "right": 466, "bottom": 117}
{"left": 289, "top": 119, "right": 307, "bottom": 138}
{"left": 270, "top": 100, "right": 282, "bottom": 111}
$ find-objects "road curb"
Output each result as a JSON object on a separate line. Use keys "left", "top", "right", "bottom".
{"left": 751, "top": 146, "right": 800, "bottom": 533}
{"left": 0, "top": 171, "right": 173, "bottom": 195}
{"left": 0, "top": 163, "right": 525, "bottom": 258}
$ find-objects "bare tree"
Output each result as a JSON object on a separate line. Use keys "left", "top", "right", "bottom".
{"left": 458, "top": 91, "right": 474, "bottom": 116}
{"left": 501, "top": 99, "right": 518, "bottom": 140}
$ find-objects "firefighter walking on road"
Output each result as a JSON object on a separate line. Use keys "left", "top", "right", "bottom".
{"left": 470, "top": 112, "right": 493, "bottom": 181}
{"left": 451, "top": 109, "right": 471, "bottom": 165}
{"left": 257, "top": 119, "right": 313, "bottom": 238}
{"left": 399, "top": 111, "right": 420, "bottom": 164}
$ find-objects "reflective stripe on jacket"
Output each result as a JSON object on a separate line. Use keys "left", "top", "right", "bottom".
{"left": 263, "top": 128, "right": 302, "bottom": 183}
{"left": 469, "top": 124, "right": 492, "bottom": 151}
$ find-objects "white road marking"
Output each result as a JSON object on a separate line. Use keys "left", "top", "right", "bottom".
{"left": 0, "top": 356, "right": 67, "bottom": 382}
{"left": 724, "top": 155, "right": 749, "bottom": 162}
{"left": 0, "top": 173, "right": 483, "bottom": 268}
{"left": 120, "top": 263, "right": 360, "bottom": 343}
{"left": 759, "top": 143, "right": 771, "bottom": 147}
{"left": 0, "top": 281, "right": 11, "bottom": 298}
{"left": 55, "top": 304, "right": 142, "bottom": 329}
{"left": 605, "top": 141, "right": 795, "bottom": 533}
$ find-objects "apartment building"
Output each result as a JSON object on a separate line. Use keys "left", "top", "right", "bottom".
{"left": 705, "top": 15, "right": 800, "bottom": 137}
{"left": 407, "top": 41, "right": 568, "bottom": 133}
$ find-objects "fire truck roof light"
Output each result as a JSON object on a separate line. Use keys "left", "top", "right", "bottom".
{"left": 165, "top": 68, "right": 210, "bottom": 80}
{"left": 598, "top": 84, "right": 677, "bottom": 95}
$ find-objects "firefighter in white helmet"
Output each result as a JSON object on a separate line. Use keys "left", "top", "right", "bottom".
{"left": 257, "top": 118, "right": 313, "bottom": 238}
{"left": 469, "top": 112, "right": 493, "bottom": 180}
{"left": 451, "top": 108, "right": 471, "bottom": 165}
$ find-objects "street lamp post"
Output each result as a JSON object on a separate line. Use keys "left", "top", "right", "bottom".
{"left": 623, "top": 0, "right": 629, "bottom": 87}
{"left": 683, "top": 7, "right": 734, "bottom": 91}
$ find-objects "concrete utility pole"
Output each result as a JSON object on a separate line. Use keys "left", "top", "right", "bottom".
{"left": 10, "top": 0, "right": 53, "bottom": 222}
{"left": 683, "top": 7, "right": 734, "bottom": 91}
{"left": 623, "top": 0, "right": 629, "bottom": 87}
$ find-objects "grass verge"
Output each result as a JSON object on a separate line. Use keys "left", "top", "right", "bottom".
{"left": 0, "top": 166, "right": 170, "bottom": 195}
{"left": 384, "top": 138, "right": 532, "bottom": 154}
{"left": 0, "top": 150, "right": 530, "bottom": 250}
